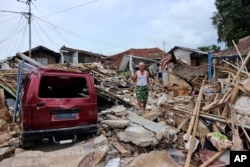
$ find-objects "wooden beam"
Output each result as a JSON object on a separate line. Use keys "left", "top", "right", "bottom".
{"left": 184, "top": 90, "right": 202, "bottom": 167}
{"left": 184, "top": 80, "right": 205, "bottom": 141}
{"left": 232, "top": 40, "right": 248, "bottom": 73}
{"left": 199, "top": 150, "right": 225, "bottom": 167}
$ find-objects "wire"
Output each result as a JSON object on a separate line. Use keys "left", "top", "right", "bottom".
{"left": 35, "top": 19, "right": 60, "bottom": 47}
{"left": 31, "top": 4, "right": 75, "bottom": 46}
{"left": 0, "top": 16, "right": 25, "bottom": 44}
{"left": 18, "top": 22, "right": 28, "bottom": 52}
{"left": 33, "top": 15, "right": 74, "bottom": 46}
{"left": 33, "top": 20, "right": 44, "bottom": 45}
{"left": 42, "top": 0, "right": 98, "bottom": 17}
{"left": 34, "top": 15, "right": 125, "bottom": 49}
{"left": 0, "top": 10, "right": 26, "bottom": 15}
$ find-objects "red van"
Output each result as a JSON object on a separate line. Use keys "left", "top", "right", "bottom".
{"left": 20, "top": 68, "right": 98, "bottom": 147}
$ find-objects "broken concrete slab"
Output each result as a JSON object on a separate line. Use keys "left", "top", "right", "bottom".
{"left": 0, "top": 135, "right": 109, "bottom": 167}
{"left": 106, "top": 114, "right": 124, "bottom": 120}
{"left": 166, "top": 149, "right": 186, "bottom": 166}
{"left": 111, "top": 105, "right": 127, "bottom": 116}
{"left": 102, "top": 120, "right": 130, "bottom": 129}
{"left": 142, "top": 111, "right": 161, "bottom": 121}
{"left": 117, "top": 126, "right": 157, "bottom": 147}
{"left": 121, "top": 157, "right": 134, "bottom": 166}
{"left": 128, "top": 111, "right": 179, "bottom": 143}
{"left": 77, "top": 134, "right": 108, "bottom": 148}
{"left": 128, "top": 150, "right": 180, "bottom": 167}
{"left": 105, "top": 157, "right": 120, "bottom": 167}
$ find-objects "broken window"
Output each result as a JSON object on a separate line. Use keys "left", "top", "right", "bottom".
{"left": 39, "top": 76, "right": 89, "bottom": 98}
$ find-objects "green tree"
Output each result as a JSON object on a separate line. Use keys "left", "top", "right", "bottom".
{"left": 211, "top": 0, "right": 250, "bottom": 47}
{"left": 198, "top": 45, "right": 221, "bottom": 52}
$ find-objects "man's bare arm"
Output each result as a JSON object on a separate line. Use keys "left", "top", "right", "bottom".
{"left": 132, "top": 71, "right": 137, "bottom": 82}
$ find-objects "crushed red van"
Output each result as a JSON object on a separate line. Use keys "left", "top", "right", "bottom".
{"left": 20, "top": 68, "right": 97, "bottom": 147}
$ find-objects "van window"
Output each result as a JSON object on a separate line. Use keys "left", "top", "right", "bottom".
{"left": 39, "top": 76, "right": 89, "bottom": 98}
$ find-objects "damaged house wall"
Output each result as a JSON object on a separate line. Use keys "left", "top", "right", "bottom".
{"left": 118, "top": 55, "right": 159, "bottom": 76}
{"left": 22, "top": 45, "right": 61, "bottom": 65}
{"left": 106, "top": 48, "right": 167, "bottom": 70}
{"left": 169, "top": 46, "right": 208, "bottom": 66}
{"left": 168, "top": 63, "right": 191, "bottom": 87}
{"left": 60, "top": 46, "right": 105, "bottom": 64}
{"left": 212, "top": 35, "right": 250, "bottom": 82}
{"left": 163, "top": 46, "right": 208, "bottom": 87}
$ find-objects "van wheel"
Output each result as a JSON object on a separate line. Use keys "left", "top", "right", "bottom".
{"left": 21, "top": 139, "right": 34, "bottom": 148}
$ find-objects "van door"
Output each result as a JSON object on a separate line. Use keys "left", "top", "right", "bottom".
{"left": 31, "top": 74, "right": 96, "bottom": 130}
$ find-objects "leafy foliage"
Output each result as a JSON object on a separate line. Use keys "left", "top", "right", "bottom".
{"left": 211, "top": 0, "right": 250, "bottom": 46}
{"left": 198, "top": 45, "right": 220, "bottom": 52}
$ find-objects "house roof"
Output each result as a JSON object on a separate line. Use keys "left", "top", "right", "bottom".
{"left": 213, "top": 36, "right": 250, "bottom": 57}
{"left": 106, "top": 48, "right": 168, "bottom": 68}
{"left": 169, "top": 46, "right": 208, "bottom": 55}
{"left": 60, "top": 45, "right": 106, "bottom": 58}
{"left": 23, "top": 45, "right": 61, "bottom": 61}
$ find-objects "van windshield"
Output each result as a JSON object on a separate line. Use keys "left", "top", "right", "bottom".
{"left": 39, "top": 76, "right": 89, "bottom": 98}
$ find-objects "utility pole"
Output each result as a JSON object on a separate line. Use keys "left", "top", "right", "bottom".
{"left": 162, "top": 41, "right": 166, "bottom": 51}
{"left": 28, "top": 0, "right": 32, "bottom": 57}
{"left": 17, "top": 0, "right": 32, "bottom": 57}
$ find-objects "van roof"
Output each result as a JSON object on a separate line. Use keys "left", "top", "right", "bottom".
{"left": 30, "top": 67, "right": 90, "bottom": 76}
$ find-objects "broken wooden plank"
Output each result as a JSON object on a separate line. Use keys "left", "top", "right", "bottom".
{"left": 184, "top": 80, "right": 205, "bottom": 141}
{"left": 113, "top": 142, "right": 130, "bottom": 155}
{"left": 229, "top": 104, "right": 243, "bottom": 151}
{"left": 0, "top": 147, "right": 15, "bottom": 161}
{"left": 232, "top": 82, "right": 250, "bottom": 96}
{"left": 232, "top": 51, "right": 250, "bottom": 84}
{"left": 240, "top": 123, "right": 250, "bottom": 144}
{"left": 184, "top": 82, "right": 203, "bottom": 167}
{"left": 0, "top": 89, "right": 5, "bottom": 109}
{"left": 232, "top": 40, "right": 248, "bottom": 73}
{"left": 199, "top": 150, "right": 226, "bottom": 167}
{"left": 177, "top": 117, "right": 190, "bottom": 131}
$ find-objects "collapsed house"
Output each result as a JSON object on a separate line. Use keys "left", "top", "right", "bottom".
{"left": 212, "top": 35, "right": 250, "bottom": 81}
{"left": 104, "top": 48, "right": 167, "bottom": 70}
{"left": 0, "top": 40, "right": 250, "bottom": 166}
{"left": 60, "top": 46, "right": 106, "bottom": 64}
{"left": 160, "top": 46, "right": 209, "bottom": 96}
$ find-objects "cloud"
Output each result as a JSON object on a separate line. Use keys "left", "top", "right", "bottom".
{"left": 0, "top": 0, "right": 219, "bottom": 59}
{"left": 147, "top": 0, "right": 217, "bottom": 50}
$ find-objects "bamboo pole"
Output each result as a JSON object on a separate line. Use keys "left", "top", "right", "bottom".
{"left": 199, "top": 150, "right": 225, "bottom": 167}
{"left": 232, "top": 51, "right": 250, "bottom": 83}
{"left": 232, "top": 40, "right": 248, "bottom": 73}
{"left": 184, "top": 80, "right": 205, "bottom": 141}
{"left": 184, "top": 89, "right": 202, "bottom": 167}
{"left": 240, "top": 124, "right": 250, "bottom": 144}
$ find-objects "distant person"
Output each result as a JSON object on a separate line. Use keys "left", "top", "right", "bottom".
{"left": 130, "top": 62, "right": 150, "bottom": 111}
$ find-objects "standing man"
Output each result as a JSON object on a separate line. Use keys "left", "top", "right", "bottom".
{"left": 130, "top": 62, "right": 150, "bottom": 111}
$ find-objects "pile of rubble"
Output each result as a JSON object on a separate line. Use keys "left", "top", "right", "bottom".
{"left": 0, "top": 52, "right": 250, "bottom": 166}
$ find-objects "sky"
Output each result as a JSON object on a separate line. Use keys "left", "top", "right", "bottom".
{"left": 0, "top": 0, "right": 222, "bottom": 60}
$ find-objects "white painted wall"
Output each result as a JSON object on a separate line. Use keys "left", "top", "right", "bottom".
{"left": 72, "top": 51, "right": 78, "bottom": 64}
{"left": 162, "top": 71, "right": 168, "bottom": 86}
{"left": 173, "top": 48, "right": 192, "bottom": 65}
